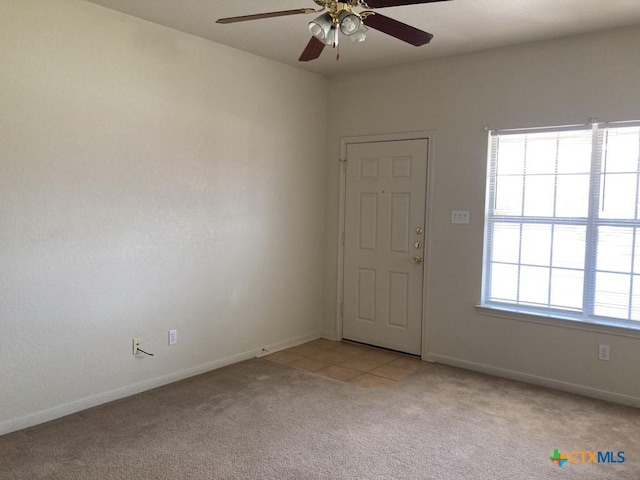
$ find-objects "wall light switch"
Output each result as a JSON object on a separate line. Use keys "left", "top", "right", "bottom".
{"left": 451, "top": 210, "right": 470, "bottom": 224}
{"left": 169, "top": 329, "right": 177, "bottom": 346}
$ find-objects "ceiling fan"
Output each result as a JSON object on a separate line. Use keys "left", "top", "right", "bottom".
{"left": 216, "top": 0, "right": 451, "bottom": 62}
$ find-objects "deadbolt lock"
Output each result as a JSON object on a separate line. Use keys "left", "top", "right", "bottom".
{"left": 415, "top": 227, "right": 424, "bottom": 235}
{"left": 414, "top": 241, "right": 423, "bottom": 249}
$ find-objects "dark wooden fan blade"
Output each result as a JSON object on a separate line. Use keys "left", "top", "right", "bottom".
{"left": 365, "top": 0, "right": 450, "bottom": 7}
{"left": 299, "top": 37, "right": 326, "bottom": 62}
{"left": 363, "top": 14, "right": 433, "bottom": 46}
{"left": 217, "top": 9, "right": 315, "bottom": 24}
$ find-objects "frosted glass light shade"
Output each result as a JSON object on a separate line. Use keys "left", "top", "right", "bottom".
{"left": 338, "top": 11, "right": 362, "bottom": 36}
{"left": 308, "top": 13, "right": 333, "bottom": 44}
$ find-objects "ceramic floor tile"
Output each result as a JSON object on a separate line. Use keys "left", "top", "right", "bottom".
{"left": 287, "top": 357, "right": 331, "bottom": 373}
{"left": 369, "top": 364, "right": 414, "bottom": 381}
{"left": 264, "top": 351, "right": 304, "bottom": 365}
{"left": 359, "top": 350, "right": 400, "bottom": 364}
{"left": 310, "top": 350, "right": 357, "bottom": 364}
{"left": 284, "top": 344, "right": 327, "bottom": 358}
{"left": 269, "top": 340, "right": 422, "bottom": 388}
{"left": 306, "top": 338, "right": 341, "bottom": 350}
{"left": 315, "top": 365, "right": 361, "bottom": 382}
{"left": 325, "top": 343, "right": 369, "bottom": 356}
{"left": 336, "top": 355, "right": 392, "bottom": 372}
{"left": 388, "top": 356, "right": 427, "bottom": 372}
{"left": 348, "top": 373, "right": 396, "bottom": 388}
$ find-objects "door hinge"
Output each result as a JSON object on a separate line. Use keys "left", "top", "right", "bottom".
{"left": 340, "top": 303, "right": 344, "bottom": 316}
{"left": 339, "top": 158, "right": 347, "bottom": 172}
{"left": 341, "top": 231, "right": 345, "bottom": 245}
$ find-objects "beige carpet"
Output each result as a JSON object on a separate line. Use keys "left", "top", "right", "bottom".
{"left": 1, "top": 357, "right": 639, "bottom": 479}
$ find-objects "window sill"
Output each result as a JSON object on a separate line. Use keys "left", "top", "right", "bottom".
{"left": 475, "top": 305, "right": 640, "bottom": 339}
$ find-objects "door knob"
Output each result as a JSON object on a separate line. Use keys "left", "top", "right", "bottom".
{"left": 412, "top": 256, "right": 423, "bottom": 265}
{"left": 414, "top": 241, "right": 423, "bottom": 250}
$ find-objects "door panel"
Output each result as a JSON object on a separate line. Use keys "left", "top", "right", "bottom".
{"left": 359, "top": 194, "right": 378, "bottom": 250}
{"left": 343, "top": 139, "right": 428, "bottom": 355}
{"left": 388, "top": 271, "right": 409, "bottom": 328}
{"left": 357, "top": 269, "right": 376, "bottom": 322}
{"left": 390, "top": 194, "right": 410, "bottom": 253}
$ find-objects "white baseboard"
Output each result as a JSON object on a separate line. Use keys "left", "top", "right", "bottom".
{"left": 321, "top": 330, "right": 339, "bottom": 341}
{"left": 255, "top": 331, "right": 323, "bottom": 357}
{"left": 427, "top": 353, "right": 640, "bottom": 409}
{"left": 0, "top": 331, "right": 322, "bottom": 437}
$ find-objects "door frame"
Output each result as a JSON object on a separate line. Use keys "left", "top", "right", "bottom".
{"left": 335, "top": 131, "right": 435, "bottom": 360}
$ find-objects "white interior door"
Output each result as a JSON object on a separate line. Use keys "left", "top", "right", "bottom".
{"left": 342, "top": 139, "right": 428, "bottom": 355}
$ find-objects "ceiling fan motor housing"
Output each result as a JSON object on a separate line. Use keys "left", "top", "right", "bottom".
{"left": 313, "top": 0, "right": 359, "bottom": 7}
{"left": 313, "top": 1, "right": 364, "bottom": 15}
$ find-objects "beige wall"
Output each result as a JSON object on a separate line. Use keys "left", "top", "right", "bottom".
{"left": 324, "top": 26, "right": 640, "bottom": 405}
{"left": 0, "top": 0, "right": 327, "bottom": 433}
{"left": 3, "top": 0, "right": 640, "bottom": 435}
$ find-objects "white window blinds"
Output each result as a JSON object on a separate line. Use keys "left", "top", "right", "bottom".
{"left": 483, "top": 121, "right": 640, "bottom": 327}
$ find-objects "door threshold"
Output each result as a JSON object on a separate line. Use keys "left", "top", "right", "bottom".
{"left": 341, "top": 338, "right": 421, "bottom": 358}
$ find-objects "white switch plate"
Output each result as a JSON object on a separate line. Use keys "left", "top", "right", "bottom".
{"left": 451, "top": 210, "right": 470, "bottom": 224}
{"left": 169, "top": 329, "right": 177, "bottom": 346}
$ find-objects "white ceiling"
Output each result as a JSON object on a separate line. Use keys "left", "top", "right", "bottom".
{"left": 85, "top": 0, "right": 640, "bottom": 77}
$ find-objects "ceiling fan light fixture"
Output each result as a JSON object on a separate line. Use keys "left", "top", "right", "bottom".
{"left": 338, "top": 10, "right": 362, "bottom": 36}
{"left": 217, "top": 0, "right": 445, "bottom": 63}
{"left": 308, "top": 13, "right": 333, "bottom": 44}
{"left": 350, "top": 25, "right": 369, "bottom": 43}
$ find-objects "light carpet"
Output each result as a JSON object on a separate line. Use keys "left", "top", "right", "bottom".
{"left": 1, "top": 358, "right": 639, "bottom": 479}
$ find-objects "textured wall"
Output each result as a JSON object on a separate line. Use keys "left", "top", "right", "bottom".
{"left": 0, "top": 0, "right": 327, "bottom": 431}
{"left": 324, "top": 26, "right": 640, "bottom": 403}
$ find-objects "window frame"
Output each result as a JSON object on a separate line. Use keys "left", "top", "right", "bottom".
{"left": 481, "top": 120, "right": 640, "bottom": 331}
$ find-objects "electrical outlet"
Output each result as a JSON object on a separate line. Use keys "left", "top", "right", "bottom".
{"left": 133, "top": 338, "right": 141, "bottom": 356}
{"left": 598, "top": 344, "right": 610, "bottom": 361}
{"left": 169, "top": 329, "right": 177, "bottom": 346}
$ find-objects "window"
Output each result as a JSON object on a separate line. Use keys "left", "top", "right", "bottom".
{"left": 482, "top": 121, "right": 640, "bottom": 328}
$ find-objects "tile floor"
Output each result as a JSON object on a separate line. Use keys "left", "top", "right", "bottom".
{"left": 263, "top": 338, "right": 427, "bottom": 388}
